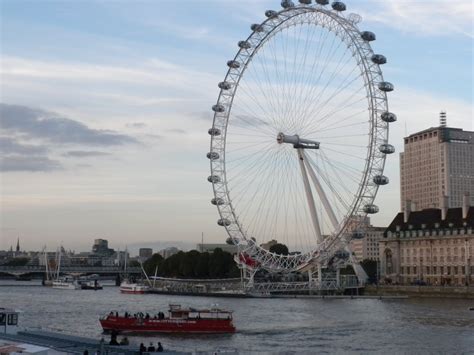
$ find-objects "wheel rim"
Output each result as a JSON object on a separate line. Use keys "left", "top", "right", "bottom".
{"left": 209, "top": 4, "right": 392, "bottom": 272}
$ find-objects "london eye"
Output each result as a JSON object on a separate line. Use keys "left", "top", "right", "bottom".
{"left": 207, "top": 0, "right": 396, "bottom": 283}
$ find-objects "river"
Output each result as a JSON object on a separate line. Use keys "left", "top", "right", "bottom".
{"left": 1, "top": 281, "right": 473, "bottom": 354}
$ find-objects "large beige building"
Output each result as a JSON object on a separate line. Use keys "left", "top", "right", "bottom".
{"left": 400, "top": 122, "right": 474, "bottom": 210}
{"left": 380, "top": 201, "right": 474, "bottom": 286}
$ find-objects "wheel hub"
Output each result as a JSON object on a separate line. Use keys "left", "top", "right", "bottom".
{"left": 277, "top": 132, "right": 320, "bottom": 149}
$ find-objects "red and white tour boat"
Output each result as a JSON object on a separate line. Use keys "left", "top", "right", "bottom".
{"left": 100, "top": 304, "right": 235, "bottom": 334}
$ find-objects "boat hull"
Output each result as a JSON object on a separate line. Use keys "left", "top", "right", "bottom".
{"left": 120, "top": 289, "right": 146, "bottom": 294}
{"left": 100, "top": 317, "right": 235, "bottom": 334}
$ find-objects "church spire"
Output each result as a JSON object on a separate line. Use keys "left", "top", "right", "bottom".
{"left": 16, "top": 237, "right": 20, "bottom": 253}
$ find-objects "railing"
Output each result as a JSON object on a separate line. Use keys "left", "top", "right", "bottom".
{"left": 0, "top": 265, "right": 142, "bottom": 273}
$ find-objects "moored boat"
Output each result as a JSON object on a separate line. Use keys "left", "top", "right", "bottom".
{"left": 52, "top": 279, "right": 80, "bottom": 290}
{"left": 80, "top": 280, "right": 103, "bottom": 290}
{"left": 119, "top": 281, "right": 150, "bottom": 294}
{"left": 100, "top": 304, "right": 235, "bottom": 334}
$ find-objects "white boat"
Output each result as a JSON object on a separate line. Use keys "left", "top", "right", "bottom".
{"left": 120, "top": 281, "right": 149, "bottom": 294}
{"left": 52, "top": 279, "right": 80, "bottom": 290}
{"left": 50, "top": 248, "right": 80, "bottom": 290}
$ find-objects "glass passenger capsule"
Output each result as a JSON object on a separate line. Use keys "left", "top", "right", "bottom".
{"left": 378, "top": 82, "right": 394, "bottom": 92}
{"left": 379, "top": 144, "right": 395, "bottom": 154}
{"left": 371, "top": 54, "right": 387, "bottom": 65}
{"left": 381, "top": 112, "right": 397, "bottom": 123}
{"left": 352, "top": 230, "right": 365, "bottom": 239}
{"left": 207, "top": 152, "right": 220, "bottom": 160}
{"left": 218, "top": 81, "right": 232, "bottom": 90}
{"left": 361, "top": 31, "right": 376, "bottom": 41}
{"left": 218, "top": 218, "right": 231, "bottom": 227}
{"left": 238, "top": 41, "right": 251, "bottom": 49}
{"left": 226, "top": 237, "right": 238, "bottom": 245}
{"left": 364, "top": 204, "right": 379, "bottom": 214}
{"left": 265, "top": 10, "right": 278, "bottom": 18}
{"left": 373, "top": 175, "right": 390, "bottom": 185}
{"left": 299, "top": 0, "right": 312, "bottom": 4}
{"left": 208, "top": 175, "right": 221, "bottom": 183}
{"left": 211, "top": 197, "right": 225, "bottom": 206}
{"left": 316, "top": 0, "right": 329, "bottom": 5}
{"left": 212, "top": 104, "right": 225, "bottom": 113}
{"left": 281, "top": 0, "right": 295, "bottom": 8}
{"left": 251, "top": 24, "right": 264, "bottom": 32}
{"left": 331, "top": 1, "right": 346, "bottom": 11}
{"left": 227, "top": 60, "right": 240, "bottom": 69}
{"left": 208, "top": 128, "right": 221, "bottom": 136}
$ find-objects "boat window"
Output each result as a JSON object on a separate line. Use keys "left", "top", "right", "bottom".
{"left": 0, "top": 313, "right": 5, "bottom": 325}
{"left": 7, "top": 314, "right": 18, "bottom": 325}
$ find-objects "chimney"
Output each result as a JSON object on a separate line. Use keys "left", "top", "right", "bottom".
{"left": 463, "top": 193, "right": 470, "bottom": 220}
{"left": 441, "top": 195, "right": 449, "bottom": 221}
{"left": 404, "top": 200, "right": 411, "bottom": 223}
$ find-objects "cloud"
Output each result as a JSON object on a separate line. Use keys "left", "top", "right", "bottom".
{"left": 0, "top": 136, "right": 48, "bottom": 155}
{"left": 357, "top": 0, "right": 473, "bottom": 38}
{"left": 63, "top": 151, "right": 111, "bottom": 158}
{"left": 166, "top": 128, "right": 187, "bottom": 134}
{"left": 1, "top": 56, "right": 219, "bottom": 93}
{"left": 126, "top": 122, "right": 147, "bottom": 129}
{"left": 0, "top": 103, "right": 138, "bottom": 146}
{"left": 0, "top": 136, "right": 60, "bottom": 172}
{"left": 0, "top": 155, "right": 62, "bottom": 172}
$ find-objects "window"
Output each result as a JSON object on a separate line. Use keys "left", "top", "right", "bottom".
{"left": 0, "top": 313, "right": 5, "bottom": 326}
{"left": 7, "top": 313, "right": 18, "bottom": 326}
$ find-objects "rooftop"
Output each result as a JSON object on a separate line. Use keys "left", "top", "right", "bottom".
{"left": 385, "top": 206, "right": 474, "bottom": 236}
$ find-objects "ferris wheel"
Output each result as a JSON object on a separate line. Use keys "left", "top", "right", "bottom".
{"left": 207, "top": 0, "right": 396, "bottom": 274}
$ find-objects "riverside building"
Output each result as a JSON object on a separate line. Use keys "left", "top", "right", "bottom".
{"left": 399, "top": 113, "right": 474, "bottom": 210}
{"left": 349, "top": 218, "right": 385, "bottom": 261}
{"left": 380, "top": 195, "right": 473, "bottom": 286}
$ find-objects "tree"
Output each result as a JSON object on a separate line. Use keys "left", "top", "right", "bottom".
{"left": 4, "top": 257, "right": 30, "bottom": 266}
{"left": 180, "top": 250, "right": 200, "bottom": 277}
{"left": 269, "top": 243, "right": 289, "bottom": 256}
{"left": 141, "top": 249, "right": 239, "bottom": 279}
{"left": 195, "top": 252, "right": 210, "bottom": 278}
{"left": 128, "top": 260, "right": 140, "bottom": 268}
{"left": 208, "top": 248, "right": 228, "bottom": 278}
{"left": 143, "top": 253, "right": 164, "bottom": 276}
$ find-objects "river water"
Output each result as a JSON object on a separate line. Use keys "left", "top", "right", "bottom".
{"left": 1, "top": 281, "right": 473, "bottom": 354}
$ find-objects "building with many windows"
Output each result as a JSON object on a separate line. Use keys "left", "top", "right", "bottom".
{"left": 349, "top": 218, "right": 385, "bottom": 261}
{"left": 380, "top": 197, "right": 473, "bottom": 286}
{"left": 400, "top": 116, "right": 474, "bottom": 211}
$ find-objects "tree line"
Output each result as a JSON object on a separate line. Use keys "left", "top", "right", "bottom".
{"left": 143, "top": 248, "right": 240, "bottom": 279}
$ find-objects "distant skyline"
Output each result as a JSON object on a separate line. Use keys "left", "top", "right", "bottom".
{"left": 1, "top": 0, "right": 473, "bottom": 250}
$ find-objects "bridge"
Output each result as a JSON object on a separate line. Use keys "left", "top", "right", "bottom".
{"left": 0, "top": 265, "right": 142, "bottom": 278}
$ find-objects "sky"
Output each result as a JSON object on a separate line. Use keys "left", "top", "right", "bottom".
{"left": 0, "top": 0, "right": 473, "bottom": 252}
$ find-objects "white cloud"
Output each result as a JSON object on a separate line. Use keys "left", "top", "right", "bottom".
{"left": 356, "top": 0, "right": 473, "bottom": 38}
{"left": 1, "top": 56, "right": 218, "bottom": 91}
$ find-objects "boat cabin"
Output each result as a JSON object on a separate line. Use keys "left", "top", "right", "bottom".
{"left": 0, "top": 308, "right": 19, "bottom": 335}
{"left": 168, "top": 304, "right": 232, "bottom": 320}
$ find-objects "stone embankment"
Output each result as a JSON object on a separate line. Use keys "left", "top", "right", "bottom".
{"left": 364, "top": 285, "right": 474, "bottom": 299}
